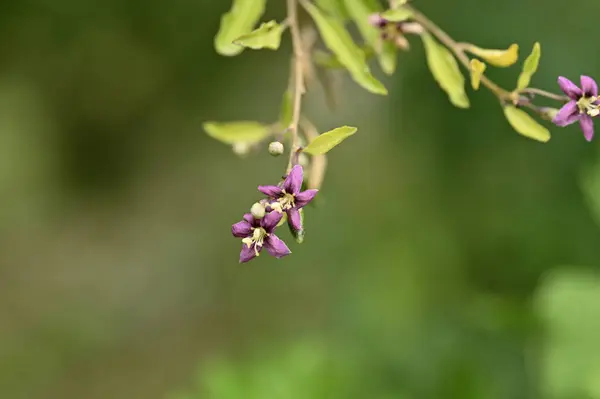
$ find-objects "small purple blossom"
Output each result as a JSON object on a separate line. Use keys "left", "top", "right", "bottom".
{"left": 232, "top": 211, "right": 291, "bottom": 263}
{"left": 258, "top": 165, "right": 318, "bottom": 232}
{"left": 552, "top": 75, "right": 600, "bottom": 142}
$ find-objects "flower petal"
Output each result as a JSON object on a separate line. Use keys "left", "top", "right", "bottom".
{"left": 232, "top": 221, "right": 252, "bottom": 237}
{"left": 295, "top": 189, "right": 318, "bottom": 208}
{"left": 581, "top": 75, "right": 598, "bottom": 97}
{"left": 258, "top": 185, "right": 283, "bottom": 197}
{"left": 552, "top": 101, "right": 580, "bottom": 127}
{"left": 580, "top": 114, "right": 595, "bottom": 142}
{"left": 283, "top": 165, "right": 303, "bottom": 195}
{"left": 239, "top": 244, "right": 259, "bottom": 263}
{"left": 261, "top": 210, "right": 283, "bottom": 232}
{"left": 243, "top": 213, "right": 254, "bottom": 223}
{"left": 287, "top": 208, "right": 302, "bottom": 231}
{"left": 558, "top": 77, "right": 583, "bottom": 100}
{"left": 264, "top": 234, "right": 291, "bottom": 258}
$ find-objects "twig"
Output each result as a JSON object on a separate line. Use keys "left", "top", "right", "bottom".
{"left": 521, "top": 87, "right": 569, "bottom": 102}
{"left": 286, "top": 0, "right": 305, "bottom": 173}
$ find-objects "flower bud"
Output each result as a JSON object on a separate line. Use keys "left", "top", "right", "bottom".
{"left": 250, "top": 202, "right": 266, "bottom": 219}
{"left": 298, "top": 153, "right": 309, "bottom": 167}
{"left": 268, "top": 141, "right": 284, "bottom": 156}
{"left": 232, "top": 142, "right": 251, "bottom": 156}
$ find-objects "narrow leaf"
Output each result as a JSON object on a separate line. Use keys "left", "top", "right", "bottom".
{"left": 214, "top": 0, "right": 267, "bottom": 56}
{"left": 344, "top": 0, "right": 398, "bottom": 75}
{"left": 302, "top": 0, "right": 388, "bottom": 95}
{"left": 421, "top": 33, "right": 470, "bottom": 108}
{"left": 279, "top": 90, "right": 293, "bottom": 129}
{"left": 517, "top": 42, "right": 541, "bottom": 90}
{"left": 380, "top": 7, "right": 413, "bottom": 22}
{"left": 203, "top": 121, "right": 271, "bottom": 145}
{"left": 469, "top": 59, "right": 486, "bottom": 90}
{"left": 303, "top": 126, "right": 357, "bottom": 155}
{"left": 467, "top": 44, "right": 519, "bottom": 67}
{"left": 233, "top": 20, "right": 286, "bottom": 50}
{"left": 503, "top": 106, "right": 550, "bottom": 142}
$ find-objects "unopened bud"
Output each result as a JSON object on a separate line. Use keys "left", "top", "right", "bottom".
{"left": 250, "top": 202, "right": 266, "bottom": 219}
{"left": 232, "top": 142, "right": 251, "bottom": 156}
{"left": 268, "top": 141, "right": 284, "bottom": 156}
{"left": 298, "top": 153, "right": 309, "bottom": 167}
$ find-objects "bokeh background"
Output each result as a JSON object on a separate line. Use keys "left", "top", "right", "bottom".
{"left": 2, "top": 0, "right": 600, "bottom": 398}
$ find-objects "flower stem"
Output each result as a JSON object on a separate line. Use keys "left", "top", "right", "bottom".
{"left": 286, "top": 0, "right": 305, "bottom": 173}
{"left": 521, "top": 87, "right": 569, "bottom": 102}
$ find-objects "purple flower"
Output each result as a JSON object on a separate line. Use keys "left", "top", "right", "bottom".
{"left": 553, "top": 76, "right": 600, "bottom": 141}
{"left": 258, "top": 165, "right": 318, "bottom": 232}
{"left": 232, "top": 211, "right": 291, "bottom": 263}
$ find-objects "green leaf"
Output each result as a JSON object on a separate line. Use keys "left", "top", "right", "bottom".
{"left": 503, "top": 106, "right": 550, "bottom": 142}
{"left": 469, "top": 59, "right": 486, "bottom": 90}
{"left": 233, "top": 20, "right": 286, "bottom": 50}
{"left": 302, "top": 1, "right": 388, "bottom": 95}
{"left": 421, "top": 33, "right": 469, "bottom": 108}
{"left": 344, "top": 0, "right": 398, "bottom": 75}
{"left": 279, "top": 90, "right": 293, "bottom": 129}
{"left": 214, "top": 0, "right": 267, "bottom": 56}
{"left": 535, "top": 269, "right": 600, "bottom": 399}
{"left": 203, "top": 121, "right": 271, "bottom": 145}
{"left": 303, "top": 126, "right": 357, "bottom": 155}
{"left": 517, "top": 42, "right": 541, "bottom": 90}
{"left": 380, "top": 7, "right": 413, "bottom": 22}
{"left": 466, "top": 44, "right": 519, "bottom": 67}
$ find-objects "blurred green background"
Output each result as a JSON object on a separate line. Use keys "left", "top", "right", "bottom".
{"left": 2, "top": 0, "right": 600, "bottom": 398}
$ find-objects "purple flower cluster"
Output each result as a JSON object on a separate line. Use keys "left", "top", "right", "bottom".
{"left": 553, "top": 75, "right": 600, "bottom": 141}
{"left": 231, "top": 165, "right": 318, "bottom": 263}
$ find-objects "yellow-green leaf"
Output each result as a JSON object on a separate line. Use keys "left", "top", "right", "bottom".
{"left": 467, "top": 44, "right": 519, "bottom": 68}
{"left": 303, "top": 126, "right": 357, "bottom": 155}
{"left": 421, "top": 33, "right": 469, "bottom": 108}
{"left": 380, "top": 7, "right": 413, "bottom": 22}
{"left": 517, "top": 42, "right": 541, "bottom": 90}
{"left": 279, "top": 90, "right": 293, "bottom": 128}
{"left": 503, "top": 106, "right": 550, "bottom": 142}
{"left": 203, "top": 121, "right": 271, "bottom": 145}
{"left": 302, "top": 0, "right": 387, "bottom": 95}
{"left": 233, "top": 20, "right": 286, "bottom": 50}
{"left": 214, "top": 0, "right": 267, "bottom": 56}
{"left": 469, "top": 59, "right": 486, "bottom": 90}
{"left": 344, "top": 0, "right": 398, "bottom": 75}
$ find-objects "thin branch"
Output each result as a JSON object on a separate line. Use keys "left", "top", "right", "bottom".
{"left": 286, "top": 0, "right": 305, "bottom": 173}
{"left": 521, "top": 87, "right": 569, "bottom": 102}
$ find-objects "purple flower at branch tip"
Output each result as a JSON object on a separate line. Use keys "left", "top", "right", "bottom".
{"left": 232, "top": 211, "right": 291, "bottom": 263}
{"left": 552, "top": 75, "right": 600, "bottom": 142}
{"left": 258, "top": 165, "right": 318, "bottom": 232}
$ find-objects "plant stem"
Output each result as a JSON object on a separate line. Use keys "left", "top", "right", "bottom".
{"left": 521, "top": 87, "right": 569, "bottom": 102}
{"left": 287, "top": 0, "right": 305, "bottom": 173}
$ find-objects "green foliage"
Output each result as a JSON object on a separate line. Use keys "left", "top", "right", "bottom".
{"left": 516, "top": 42, "right": 541, "bottom": 90}
{"left": 279, "top": 90, "right": 293, "bottom": 129}
{"left": 379, "top": 7, "right": 413, "bottom": 22}
{"left": 301, "top": 0, "right": 388, "bottom": 95}
{"left": 203, "top": 121, "right": 271, "bottom": 145}
{"left": 174, "top": 343, "right": 358, "bottom": 399}
{"left": 302, "top": 126, "right": 357, "bottom": 155}
{"left": 344, "top": 0, "right": 397, "bottom": 75}
{"left": 421, "top": 33, "right": 470, "bottom": 108}
{"left": 233, "top": 21, "right": 286, "bottom": 51}
{"left": 502, "top": 106, "right": 550, "bottom": 142}
{"left": 469, "top": 59, "right": 486, "bottom": 90}
{"left": 536, "top": 269, "right": 600, "bottom": 399}
{"left": 214, "top": 0, "right": 267, "bottom": 56}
